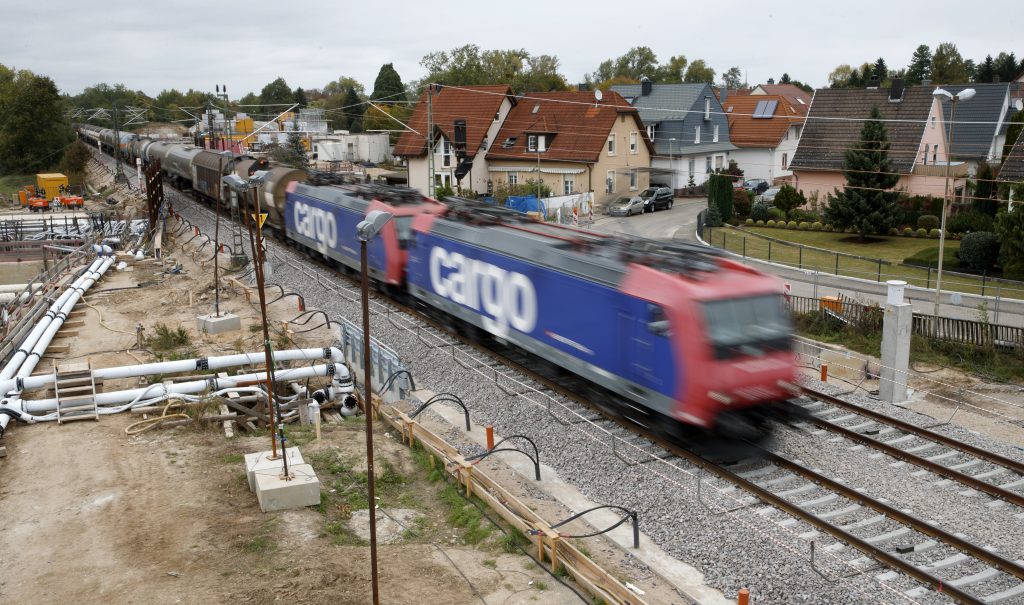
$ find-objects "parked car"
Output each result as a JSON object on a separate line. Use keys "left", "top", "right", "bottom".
{"left": 743, "top": 179, "right": 770, "bottom": 194}
{"left": 638, "top": 186, "right": 674, "bottom": 212}
{"left": 756, "top": 187, "right": 781, "bottom": 203}
{"left": 608, "top": 196, "right": 645, "bottom": 216}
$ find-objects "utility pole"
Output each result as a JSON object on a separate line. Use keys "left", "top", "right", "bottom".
{"left": 112, "top": 104, "right": 127, "bottom": 184}
{"left": 217, "top": 85, "right": 233, "bottom": 152}
{"left": 206, "top": 101, "right": 216, "bottom": 151}
{"left": 426, "top": 84, "right": 434, "bottom": 197}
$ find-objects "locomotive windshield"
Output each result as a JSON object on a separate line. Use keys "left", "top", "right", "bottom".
{"left": 702, "top": 294, "right": 791, "bottom": 359}
{"left": 395, "top": 216, "right": 413, "bottom": 250}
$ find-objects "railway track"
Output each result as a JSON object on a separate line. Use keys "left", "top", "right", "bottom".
{"left": 106, "top": 149, "right": 1024, "bottom": 603}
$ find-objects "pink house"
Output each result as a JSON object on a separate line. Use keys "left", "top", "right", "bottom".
{"left": 790, "top": 81, "right": 966, "bottom": 203}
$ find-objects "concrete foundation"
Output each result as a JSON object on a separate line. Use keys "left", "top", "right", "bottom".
{"left": 879, "top": 303, "right": 913, "bottom": 403}
{"left": 195, "top": 313, "right": 241, "bottom": 335}
{"left": 244, "top": 448, "right": 305, "bottom": 492}
{"left": 254, "top": 463, "right": 320, "bottom": 512}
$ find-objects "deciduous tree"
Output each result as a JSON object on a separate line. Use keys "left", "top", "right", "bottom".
{"left": 0, "top": 67, "right": 74, "bottom": 174}
{"left": 259, "top": 77, "right": 293, "bottom": 106}
{"left": 720, "top": 67, "right": 743, "bottom": 89}
{"left": 683, "top": 60, "right": 715, "bottom": 84}
{"left": 931, "top": 43, "right": 968, "bottom": 84}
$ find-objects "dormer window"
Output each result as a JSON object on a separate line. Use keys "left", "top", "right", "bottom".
{"left": 695, "top": 126, "right": 700, "bottom": 144}
{"left": 527, "top": 135, "right": 547, "bottom": 152}
{"left": 647, "top": 124, "right": 655, "bottom": 140}
{"left": 528, "top": 135, "right": 537, "bottom": 151}
{"left": 713, "top": 125, "right": 719, "bottom": 143}
{"left": 502, "top": 136, "right": 517, "bottom": 148}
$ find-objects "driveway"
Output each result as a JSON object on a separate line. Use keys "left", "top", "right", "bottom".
{"left": 591, "top": 197, "right": 706, "bottom": 241}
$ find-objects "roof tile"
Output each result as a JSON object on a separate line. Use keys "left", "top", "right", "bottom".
{"left": 393, "top": 85, "right": 513, "bottom": 158}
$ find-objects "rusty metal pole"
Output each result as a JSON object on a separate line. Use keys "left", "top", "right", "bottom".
{"left": 360, "top": 237, "right": 381, "bottom": 605}
{"left": 213, "top": 155, "right": 223, "bottom": 317}
{"left": 247, "top": 187, "right": 279, "bottom": 460}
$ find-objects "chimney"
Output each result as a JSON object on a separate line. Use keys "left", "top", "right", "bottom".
{"left": 767, "top": 78, "right": 775, "bottom": 85}
{"left": 889, "top": 78, "right": 905, "bottom": 102}
{"left": 641, "top": 76, "right": 652, "bottom": 96}
{"left": 868, "top": 75, "right": 880, "bottom": 89}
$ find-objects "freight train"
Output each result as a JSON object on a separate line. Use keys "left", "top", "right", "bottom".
{"left": 75, "top": 123, "right": 800, "bottom": 441}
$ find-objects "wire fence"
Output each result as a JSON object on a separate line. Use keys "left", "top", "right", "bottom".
{"left": 698, "top": 215, "right": 1024, "bottom": 300}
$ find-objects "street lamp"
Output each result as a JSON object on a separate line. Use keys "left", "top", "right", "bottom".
{"left": 356, "top": 209, "right": 393, "bottom": 605}
{"left": 931, "top": 87, "right": 975, "bottom": 322}
{"left": 669, "top": 138, "right": 677, "bottom": 190}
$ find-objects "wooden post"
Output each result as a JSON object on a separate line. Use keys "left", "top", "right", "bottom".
{"left": 820, "top": 363, "right": 828, "bottom": 383}
{"left": 486, "top": 425, "right": 494, "bottom": 450}
{"left": 738, "top": 588, "right": 750, "bottom": 605}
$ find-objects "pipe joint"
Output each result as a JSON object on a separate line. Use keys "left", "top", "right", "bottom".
{"left": 196, "top": 358, "right": 209, "bottom": 371}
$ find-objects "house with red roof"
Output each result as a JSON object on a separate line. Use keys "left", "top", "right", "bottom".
{"left": 722, "top": 94, "right": 804, "bottom": 181}
{"left": 393, "top": 85, "right": 517, "bottom": 196}
{"left": 484, "top": 90, "right": 653, "bottom": 201}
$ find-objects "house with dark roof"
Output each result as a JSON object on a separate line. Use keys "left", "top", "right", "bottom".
{"left": 611, "top": 80, "right": 736, "bottom": 188}
{"left": 393, "top": 85, "right": 517, "bottom": 196}
{"left": 998, "top": 135, "right": 1024, "bottom": 208}
{"left": 722, "top": 94, "right": 804, "bottom": 181}
{"left": 935, "top": 83, "right": 1013, "bottom": 173}
{"left": 484, "top": 90, "right": 653, "bottom": 202}
{"left": 790, "top": 82, "right": 966, "bottom": 202}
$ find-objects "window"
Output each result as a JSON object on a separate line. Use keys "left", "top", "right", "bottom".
{"left": 502, "top": 137, "right": 517, "bottom": 148}
{"left": 442, "top": 138, "right": 452, "bottom": 167}
{"left": 694, "top": 126, "right": 700, "bottom": 144}
{"left": 606, "top": 170, "right": 615, "bottom": 193}
{"left": 782, "top": 153, "right": 788, "bottom": 169}
{"left": 688, "top": 158, "right": 695, "bottom": 178}
{"left": 508, "top": 173, "right": 518, "bottom": 185}
{"left": 607, "top": 134, "right": 616, "bottom": 155}
{"left": 706, "top": 156, "right": 712, "bottom": 174}
{"left": 563, "top": 176, "right": 574, "bottom": 195}
{"left": 527, "top": 135, "right": 537, "bottom": 151}
{"left": 931, "top": 116, "right": 936, "bottom": 130}
{"left": 629, "top": 169, "right": 638, "bottom": 190}
{"left": 713, "top": 125, "right": 719, "bottom": 143}
{"left": 538, "top": 135, "right": 546, "bottom": 152}
{"left": 715, "top": 155, "right": 724, "bottom": 170}
{"left": 704, "top": 97, "right": 711, "bottom": 119}
{"left": 647, "top": 124, "right": 655, "bottom": 140}
{"left": 932, "top": 144, "right": 938, "bottom": 164}
{"left": 629, "top": 132, "right": 638, "bottom": 154}
{"left": 922, "top": 145, "right": 928, "bottom": 165}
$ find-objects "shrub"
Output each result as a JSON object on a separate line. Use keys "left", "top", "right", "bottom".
{"left": 767, "top": 207, "right": 784, "bottom": 220}
{"left": 705, "top": 203, "right": 723, "bottom": 227}
{"left": 888, "top": 227, "right": 899, "bottom": 235}
{"left": 708, "top": 174, "right": 734, "bottom": 221}
{"left": 903, "top": 227, "right": 913, "bottom": 236}
{"left": 957, "top": 231, "right": 1000, "bottom": 272}
{"left": 928, "top": 228, "right": 941, "bottom": 238}
{"left": 917, "top": 214, "right": 940, "bottom": 230}
{"left": 787, "top": 220, "right": 798, "bottom": 229}
{"left": 790, "top": 209, "right": 819, "bottom": 224}
{"left": 773, "top": 185, "right": 806, "bottom": 219}
{"left": 916, "top": 228, "right": 927, "bottom": 237}
{"left": 766, "top": 220, "right": 776, "bottom": 227}
{"left": 732, "top": 188, "right": 751, "bottom": 217}
{"left": 947, "top": 211, "right": 994, "bottom": 235}
{"left": 798, "top": 221, "right": 810, "bottom": 230}
{"left": 812, "top": 221, "right": 823, "bottom": 231}
{"left": 750, "top": 201, "right": 771, "bottom": 222}
{"left": 745, "top": 218, "right": 754, "bottom": 225}
{"left": 755, "top": 219, "right": 765, "bottom": 226}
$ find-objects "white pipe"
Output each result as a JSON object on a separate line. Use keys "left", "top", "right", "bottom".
{"left": 1, "top": 347, "right": 346, "bottom": 395}
{"left": 16, "top": 257, "right": 114, "bottom": 380}
{"left": 19, "top": 363, "right": 341, "bottom": 414}
{"left": 0, "top": 284, "right": 41, "bottom": 294}
{"left": 0, "top": 257, "right": 106, "bottom": 382}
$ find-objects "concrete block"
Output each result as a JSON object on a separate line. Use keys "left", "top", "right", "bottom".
{"left": 254, "top": 463, "right": 320, "bottom": 512}
{"left": 195, "top": 313, "right": 241, "bottom": 335}
{"left": 244, "top": 448, "right": 305, "bottom": 492}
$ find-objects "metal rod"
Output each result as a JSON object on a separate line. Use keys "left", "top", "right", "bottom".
{"left": 360, "top": 238, "right": 381, "bottom": 605}
{"left": 245, "top": 188, "right": 278, "bottom": 459}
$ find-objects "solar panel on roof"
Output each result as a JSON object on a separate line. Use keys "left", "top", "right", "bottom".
{"left": 753, "top": 100, "right": 768, "bottom": 118}
{"left": 763, "top": 100, "right": 778, "bottom": 117}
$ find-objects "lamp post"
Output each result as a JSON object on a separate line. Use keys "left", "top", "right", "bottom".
{"left": 222, "top": 172, "right": 284, "bottom": 467}
{"left": 931, "top": 87, "right": 975, "bottom": 322}
{"left": 356, "top": 209, "right": 394, "bottom": 605}
{"left": 669, "top": 138, "right": 677, "bottom": 190}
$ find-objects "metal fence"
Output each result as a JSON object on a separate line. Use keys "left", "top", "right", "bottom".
{"left": 704, "top": 222, "right": 1024, "bottom": 300}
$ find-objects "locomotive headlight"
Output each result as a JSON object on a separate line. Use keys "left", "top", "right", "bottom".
{"left": 707, "top": 391, "right": 733, "bottom": 405}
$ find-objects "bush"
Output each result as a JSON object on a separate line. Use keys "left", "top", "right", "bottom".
{"left": 708, "top": 174, "right": 734, "bottom": 221}
{"left": 787, "top": 220, "right": 798, "bottom": 229}
{"left": 812, "top": 221, "right": 823, "bottom": 230}
{"left": 947, "top": 211, "right": 993, "bottom": 235}
{"left": 745, "top": 218, "right": 754, "bottom": 225}
{"left": 732, "top": 188, "right": 751, "bottom": 217}
{"left": 767, "top": 207, "right": 784, "bottom": 220}
{"left": 705, "top": 203, "right": 723, "bottom": 227}
{"left": 790, "top": 209, "right": 819, "bottom": 224}
{"left": 957, "top": 231, "right": 1000, "bottom": 272}
{"left": 798, "top": 221, "right": 810, "bottom": 230}
{"left": 915, "top": 228, "right": 927, "bottom": 237}
{"left": 917, "top": 214, "right": 940, "bottom": 230}
{"left": 903, "top": 227, "right": 913, "bottom": 236}
{"left": 766, "top": 220, "right": 777, "bottom": 227}
{"left": 888, "top": 227, "right": 899, "bottom": 235}
{"left": 928, "top": 228, "right": 941, "bottom": 238}
{"left": 755, "top": 219, "right": 765, "bottom": 226}
{"left": 750, "top": 201, "right": 771, "bottom": 222}
{"left": 773, "top": 185, "right": 806, "bottom": 219}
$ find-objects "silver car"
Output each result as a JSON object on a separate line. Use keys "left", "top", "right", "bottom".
{"left": 756, "top": 187, "right": 781, "bottom": 203}
{"left": 608, "top": 196, "right": 645, "bottom": 216}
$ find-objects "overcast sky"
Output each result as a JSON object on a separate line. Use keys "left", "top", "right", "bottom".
{"left": 4, "top": 0, "right": 1020, "bottom": 98}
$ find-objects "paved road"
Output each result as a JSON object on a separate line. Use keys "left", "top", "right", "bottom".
{"left": 594, "top": 197, "right": 1024, "bottom": 328}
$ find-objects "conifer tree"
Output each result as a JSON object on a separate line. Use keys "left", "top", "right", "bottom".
{"left": 824, "top": 106, "right": 903, "bottom": 240}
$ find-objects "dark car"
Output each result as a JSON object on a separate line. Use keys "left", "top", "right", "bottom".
{"left": 743, "top": 179, "right": 770, "bottom": 194}
{"left": 638, "top": 186, "right": 674, "bottom": 212}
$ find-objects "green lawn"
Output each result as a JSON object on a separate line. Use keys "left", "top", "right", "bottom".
{"left": 0, "top": 173, "right": 33, "bottom": 198}
{"left": 706, "top": 225, "right": 1022, "bottom": 298}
